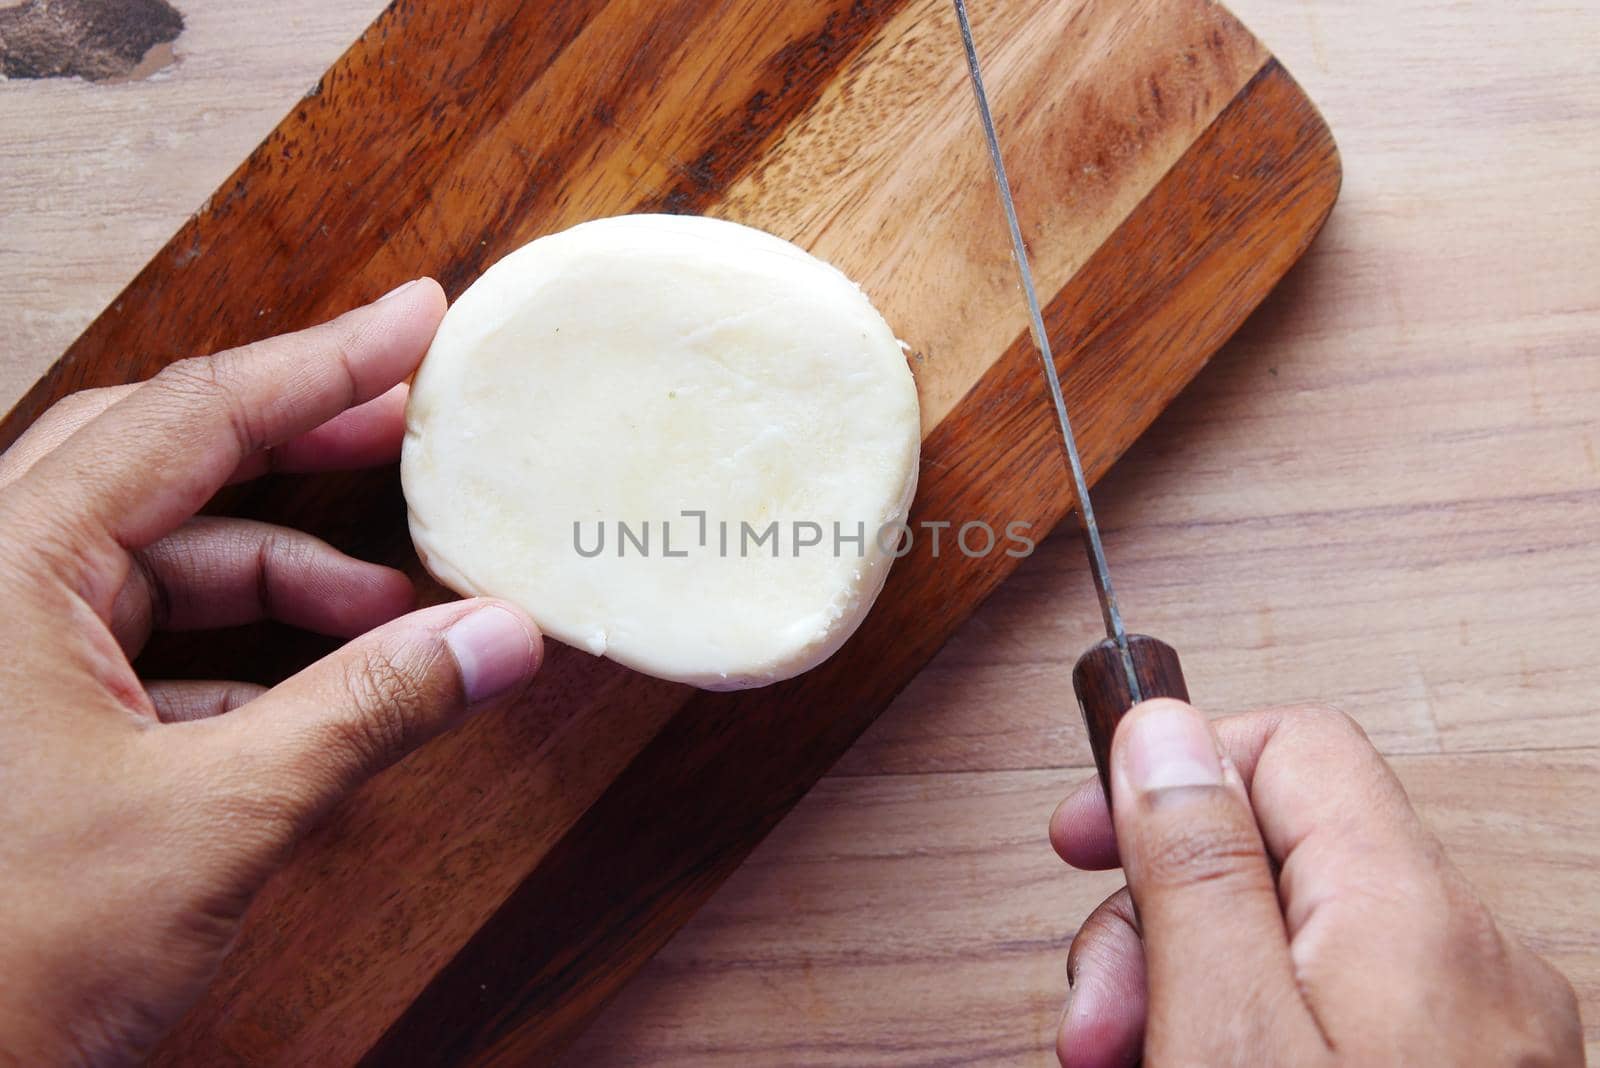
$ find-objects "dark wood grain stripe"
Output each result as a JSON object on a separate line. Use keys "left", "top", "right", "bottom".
{"left": 364, "top": 58, "right": 1340, "bottom": 1067}
{"left": 0, "top": 0, "right": 912, "bottom": 452}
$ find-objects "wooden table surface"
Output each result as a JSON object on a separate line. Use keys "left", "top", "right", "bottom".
{"left": 2, "top": 1, "right": 1596, "bottom": 1063}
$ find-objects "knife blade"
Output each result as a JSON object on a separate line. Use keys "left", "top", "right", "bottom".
{"left": 952, "top": 0, "right": 1189, "bottom": 803}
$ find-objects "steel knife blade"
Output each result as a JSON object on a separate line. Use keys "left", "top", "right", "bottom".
{"left": 951, "top": 0, "right": 1190, "bottom": 801}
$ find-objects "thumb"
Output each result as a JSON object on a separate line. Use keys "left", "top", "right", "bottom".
{"left": 1108, "top": 700, "right": 1313, "bottom": 1057}
{"left": 209, "top": 599, "right": 541, "bottom": 825}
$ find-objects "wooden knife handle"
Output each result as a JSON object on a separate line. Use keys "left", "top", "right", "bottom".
{"left": 1072, "top": 634, "right": 1190, "bottom": 806}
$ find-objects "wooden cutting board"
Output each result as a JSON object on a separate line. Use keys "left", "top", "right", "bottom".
{"left": 0, "top": 0, "right": 1338, "bottom": 1062}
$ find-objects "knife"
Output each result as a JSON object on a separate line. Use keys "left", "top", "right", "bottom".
{"left": 952, "top": 0, "right": 1190, "bottom": 806}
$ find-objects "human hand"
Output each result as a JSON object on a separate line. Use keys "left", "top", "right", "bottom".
{"left": 1049, "top": 701, "right": 1582, "bottom": 1066}
{"left": 0, "top": 281, "right": 543, "bottom": 1065}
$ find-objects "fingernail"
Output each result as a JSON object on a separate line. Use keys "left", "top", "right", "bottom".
{"left": 1122, "top": 702, "right": 1223, "bottom": 792}
{"left": 445, "top": 605, "right": 538, "bottom": 704}
{"left": 377, "top": 278, "right": 421, "bottom": 303}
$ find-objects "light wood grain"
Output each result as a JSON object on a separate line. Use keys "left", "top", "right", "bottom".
{"left": 564, "top": 750, "right": 1600, "bottom": 1066}
{"left": 0, "top": 0, "right": 389, "bottom": 397}
{"left": 713, "top": 0, "right": 1266, "bottom": 432}
{"left": 0, "top": 0, "right": 1595, "bottom": 1064}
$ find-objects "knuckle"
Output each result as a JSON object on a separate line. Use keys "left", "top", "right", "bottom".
{"left": 155, "top": 354, "right": 226, "bottom": 398}
{"left": 298, "top": 314, "right": 370, "bottom": 408}
{"left": 44, "top": 386, "right": 110, "bottom": 423}
{"left": 329, "top": 645, "right": 432, "bottom": 770}
{"left": 1547, "top": 960, "right": 1581, "bottom": 1015}
{"left": 1273, "top": 703, "right": 1395, "bottom": 777}
{"left": 68, "top": 383, "right": 125, "bottom": 409}
{"left": 1383, "top": 861, "right": 1513, "bottom": 974}
{"left": 326, "top": 310, "right": 376, "bottom": 391}
{"left": 156, "top": 354, "right": 263, "bottom": 454}
{"left": 0, "top": 501, "right": 95, "bottom": 581}
{"left": 1278, "top": 702, "right": 1364, "bottom": 739}
{"left": 253, "top": 529, "right": 298, "bottom": 614}
{"left": 27, "top": 387, "right": 106, "bottom": 437}
{"left": 1139, "top": 815, "right": 1264, "bottom": 891}
{"left": 1440, "top": 878, "right": 1510, "bottom": 966}
{"left": 1538, "top": 958, "right": 1583, "bottom": 1030}
{"left": 221, "top": 681, "right": 268, "bottom": 713}
{"left": 1504, "top": 944, "right": 1585, "bottom": 1064}
{"left": 0, "top": 387, "right": 123, "bottom": 484}
{"left": 128, "top": 547, "right": 171, "bottom": 629}
{"left": 259, "top": 526, "right": 318, "bottom": 582}
{"left": 1067, "top": 888, "right": 1139, "bottom": 982}
{"left": 333, "top": 324, "right": 368, "bottom": 382}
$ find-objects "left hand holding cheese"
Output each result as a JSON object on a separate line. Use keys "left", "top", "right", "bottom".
{"left": 0, "top": 282, "right": 542, "bottom": 1063}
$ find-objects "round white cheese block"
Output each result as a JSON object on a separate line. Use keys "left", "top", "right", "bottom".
{"left": 401, "top": 214, "right": 920, "bottom": 690}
